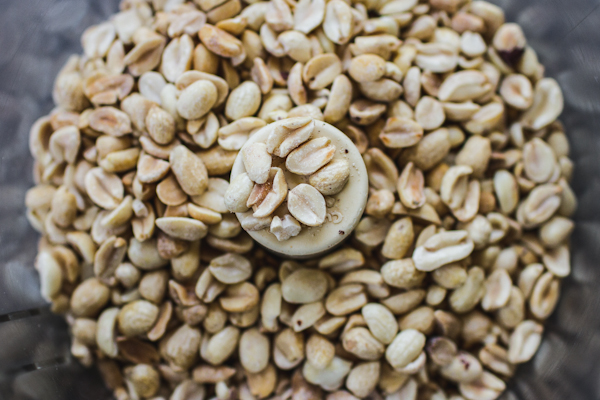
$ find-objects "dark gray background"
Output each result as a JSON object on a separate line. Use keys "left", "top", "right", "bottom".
{"left": 0, "top": 0, "right": 599, "bottom": 398}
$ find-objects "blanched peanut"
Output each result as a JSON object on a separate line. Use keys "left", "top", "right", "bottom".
{"left": 27, "top": 2, "right": 575, "bottom": 400}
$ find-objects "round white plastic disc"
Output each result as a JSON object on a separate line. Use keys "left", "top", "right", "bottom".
{"left": 230, "top": 119, "right": 369, "bottom": 258}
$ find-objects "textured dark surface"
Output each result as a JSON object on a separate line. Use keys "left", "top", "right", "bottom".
{"left": 0, "top": 0, "right": 599, "bottom": 399}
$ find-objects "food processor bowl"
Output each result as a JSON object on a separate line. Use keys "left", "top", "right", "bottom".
{"left": 1, "top": 0, "right": 599, "bottom": 398}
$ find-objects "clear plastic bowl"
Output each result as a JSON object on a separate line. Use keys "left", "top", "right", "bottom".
{"left": 1, "top": 0, "right": 599, "bottom": 399}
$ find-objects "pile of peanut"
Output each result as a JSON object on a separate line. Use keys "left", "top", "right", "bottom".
{"left": 25, "top": 0, "right": 576, "bottom": 399}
